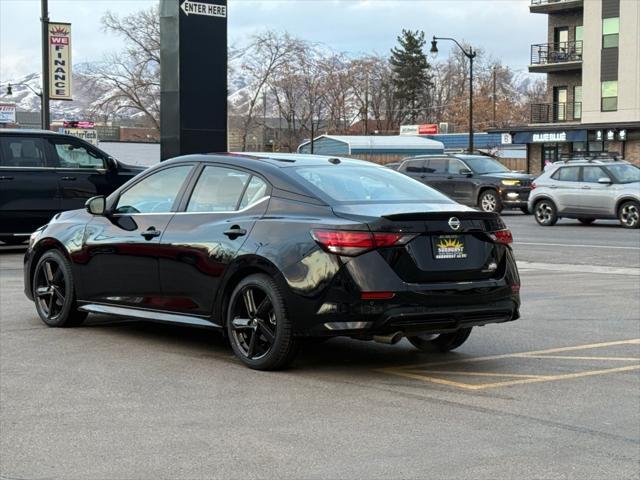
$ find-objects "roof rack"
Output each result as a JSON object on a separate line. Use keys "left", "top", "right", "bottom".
{"left": 557, "top": 152, "right": 623, "bottom": 163}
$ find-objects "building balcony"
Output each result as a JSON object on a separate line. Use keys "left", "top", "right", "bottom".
{"left": 529, "top": 41, "right": 582, "bottom": 73}
{"left": 530, "top": 0, "right": 583, "bottom": 14}
{"left": 530, "top": 102, "right": 582, "bottom": 124}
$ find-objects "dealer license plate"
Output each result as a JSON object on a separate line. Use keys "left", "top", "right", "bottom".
{"left": 432, "top": 235, "right": 468, "bottom": 260}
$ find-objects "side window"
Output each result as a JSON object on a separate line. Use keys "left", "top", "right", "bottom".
{"left": 582, "top": 166, "right": 606, "bottom": 183}
{"left": 187, "top": 166, "right": 250, "bottom": 213}
{"left": 552, "top": 167, "right": 580, "bottom": 182}
{"left": 426, "top": 158, "right": 449, "bottom": 174}
{"left": 52, "top": 140, "right": 105, "bottom": 169}
{"left": 239, "top": 176, "right": 269, "bottom": 209}
{"left": 115, "top": 165, "right": 192, "bottom": 214}
{"left": 0, "top": 137, "right": 47, "bottom": 168}
{"left": 448, "top": 159, "right": 466, "bottom": 174}
{"left": 404, "top": 160, "right": 425, "bottom": 173}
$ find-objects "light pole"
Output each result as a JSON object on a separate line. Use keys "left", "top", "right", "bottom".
{"left": 430, "top": 36, "right": 476, "bottom": 153}
{"left": 6, "top": 83, "right": 45, "bottom": 127}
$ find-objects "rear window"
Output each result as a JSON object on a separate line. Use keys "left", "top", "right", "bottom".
{"left": 552, "top": 167, "right": 580, "bottom": 182}
{"left": 292, "top": 165, "right": 452, "bottom": 204}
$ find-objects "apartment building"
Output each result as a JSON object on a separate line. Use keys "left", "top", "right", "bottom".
{"left": 494, "top": 0, "right": 640, "bottom": 173}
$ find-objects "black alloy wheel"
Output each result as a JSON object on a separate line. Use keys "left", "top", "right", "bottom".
{"left": 618, "top": 201, "right": 640, "bottom": 229}
{"left": 534, "top": 199, "right": 558, "bottom": 226}
{"left": 578, "top": 218, "right": 596, "bottom": 225}
{"left": 33, "top": 250, "right": 87, "bottom": 327}
{"left": 407, "top": 328, "right": 473, "bottom": 352}
{"left": 479, "top": 190, "right": 503, "bottom": 213}
{"left": 227, "top": 274, "right": 298, "bottom": 370}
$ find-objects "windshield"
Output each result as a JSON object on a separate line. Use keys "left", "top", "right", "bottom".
{"left": 292, "top": 165, "right": 452, "bottom": 204}
{"left": 607, "top": 164, "right": 640, "bottom": 184}
{"left": 459, "top": 156, "right": 510, "bottom": 174}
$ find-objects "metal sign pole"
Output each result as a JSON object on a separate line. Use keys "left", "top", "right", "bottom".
{"left": 40, "top": 0, "right": 50, "bottom": 130}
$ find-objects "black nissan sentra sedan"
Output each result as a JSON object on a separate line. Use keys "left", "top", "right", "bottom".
{"left": 24, "top": 153, "right": 521, "bottom": 370}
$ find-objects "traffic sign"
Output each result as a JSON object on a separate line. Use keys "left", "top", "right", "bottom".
{"left": 180, "top": 0, "right": 226, "bottom": 17}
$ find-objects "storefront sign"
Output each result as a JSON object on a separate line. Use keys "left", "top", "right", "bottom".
{"left": 619, "top": 129, "right": 627, "bottom": 141}
{"left": 501, "top": 133, "right": 512, "bottom": 145}
{"left": 60, "top": 127, "right": 98, "bottom": 145}
{"left": 595, "top": 130, "right": 603, "bottom": 141}
{"left": 513, "top": 130, "right": 587, "bottom": 144}
{"left": 606, "top": 130, "right": 615, "bottom": 141}
{"left": 400, "top": 124, "right": 439, "bottom": 135}
{"left": 0, "top": 103, "right": 16, "bottom": 123}
{"left": 48, "top": 22, "right": 72, "bottom": 100}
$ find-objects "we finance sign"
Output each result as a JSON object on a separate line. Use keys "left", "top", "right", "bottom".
{"left": 48, "top": 23, "right": 72, "bottom": 101}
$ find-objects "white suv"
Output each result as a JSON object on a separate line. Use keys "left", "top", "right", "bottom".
{"left": 528, "top": 160, "right": 640, "bottom": 229}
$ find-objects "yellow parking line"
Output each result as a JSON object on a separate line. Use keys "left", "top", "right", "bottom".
{"left": 385, "top": 365, "right": 640, "bottom": 390}
{"left": 413, "top": 370, "right": 544, "bottom": 379}
{"left": 380, "top": 338, "right": 640, "bottom": 371}
{"left": 521, "top": 355, "right": 640, "bottom": 362}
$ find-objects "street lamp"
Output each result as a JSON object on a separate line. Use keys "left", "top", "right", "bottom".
{"left": 6, "top": 83, "right": 46, "bottom": 128}
{"left": 431, "top": 36, "right": 477, "bottom": 153}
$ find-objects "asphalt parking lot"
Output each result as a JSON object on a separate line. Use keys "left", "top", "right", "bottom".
{"left": 1, "top": 213, "right": 639, "bottom": 479}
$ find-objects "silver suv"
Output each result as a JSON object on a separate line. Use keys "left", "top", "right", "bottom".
{"left": 528, "top": 160, "right": 640, "bottom": 229}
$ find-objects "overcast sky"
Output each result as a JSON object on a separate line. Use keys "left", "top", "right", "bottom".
{"left": 0, "top": 0, "right": 545, "bottom": 81}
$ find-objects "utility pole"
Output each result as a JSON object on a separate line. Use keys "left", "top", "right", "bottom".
{"left": 492, "top": 66, "right": 497, "bottom": 128}
{"left": 41, "top": 0, "right": 50, "bottom": 130}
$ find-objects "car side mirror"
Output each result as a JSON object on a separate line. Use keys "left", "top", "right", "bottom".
{"left": 85, "top": 196, "right": 106, "bottom": 216}
{"left": 597, "top": 177, "right": 613, "bottom": 185}
{"left": 460, "top": 168, "right": 473, "bottom": 176}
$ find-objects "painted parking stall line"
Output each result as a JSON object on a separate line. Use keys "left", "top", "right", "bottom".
{"left": 378, "top": 339, "right": 640, "bottom": 390}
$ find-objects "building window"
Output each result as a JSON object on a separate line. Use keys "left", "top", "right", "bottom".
{"left": 573, "top": 85, "right": 582, "bottom": 119}
{"left": 575, "top": 25, "right": 583, "bottom": 42}
{"left": 602, "top": 17, "right": 619, "bottom": 49}
{"left": 601, "top": 81, "right": 618, "bottom": 111}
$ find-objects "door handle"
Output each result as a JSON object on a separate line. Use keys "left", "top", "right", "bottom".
{"left": 549, "top": 185, "right": 557, "bottom": 189}
{"left": 60, "top": 176, "right": 77, "bottom": 181}
{"left": 224, "top": 226, "right": 247, "bottom": 239}
{"left": 581, "top": 185, "right": 591, "bottom": 190}
{"left": 0, "top": 176, "right": 14, "bottom": 181}
{"left": 141, "top": 227, "right": 162, "bottom": 240}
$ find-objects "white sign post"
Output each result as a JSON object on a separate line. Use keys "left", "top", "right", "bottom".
{"left": 180, "top": 1, "right": 227, "bottom": 17}
{"left": 48, "top": 22, "right": 72, "bottom": 101}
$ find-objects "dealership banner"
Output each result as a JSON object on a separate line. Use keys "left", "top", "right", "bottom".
{"left": 400, "top": 124, "right": 439, "bottom": 136}
{"left": 48, "top": 22, "right": 72, "bottom": 100}
{"left": 0, "top": 103, "right": 16, "bottom": 123}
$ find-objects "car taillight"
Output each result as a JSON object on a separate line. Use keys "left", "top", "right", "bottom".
{"left": 490, "top": 229, "right": 513, "bottom": 245}
{"left": 311, "top": 230, "right": 415, "bottom": 256}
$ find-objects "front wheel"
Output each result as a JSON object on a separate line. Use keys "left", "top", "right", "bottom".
{"left": 478, "top": 190, "right": 503, "bottom": 213}
{"left": 534, "top": 199, "right": 558, "bottom": 226}
{"left": 33, "top": 250, "right": 87, "bottom": 327}
{"left": 407, "top": 328, "right": 473, "bottom": 352}
{"left": 227, "top": 274, "right": 299, "bottom": 370}
{"left": 618, "top": 201, "right": 640, "bottom": 229}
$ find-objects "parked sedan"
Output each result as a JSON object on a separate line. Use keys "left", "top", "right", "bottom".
{"left": 24, "top": 153, "right": 521, "bottom": 370}
{"left": 0, "top": 129, "right": 144, "bottom": 244}
{"left": 397, "top": 154, "right": 535, "bottom": 213}
{"left": 529, "top": 160, "right": 640, "bottom": 228}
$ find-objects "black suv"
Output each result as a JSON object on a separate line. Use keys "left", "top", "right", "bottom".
{"left": 397, "top": 154, "right": 535, "bottom": 213}
{"left": 0, "top": 129, "right": 144, "bottom": 244}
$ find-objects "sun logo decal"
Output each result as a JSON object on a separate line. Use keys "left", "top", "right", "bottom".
{"left": 435, "top": 236, "right": 467, "bottom": 259}
{"left": 438, "top": 238, "right": 464, "bottom": 250}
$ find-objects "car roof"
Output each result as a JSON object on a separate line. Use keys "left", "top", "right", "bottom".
{"left": 0, "top": 128, "right": 61, "bottom": 135}
{"left": 553, "top": 160, "right": 630, "bottom": 166}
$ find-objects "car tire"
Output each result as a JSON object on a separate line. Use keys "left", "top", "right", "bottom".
{"left": 226, "top": 273, "right": 299, "bottom": 370}
{"left": 0, "top": 236, "right": 26, "bottom": 245}
{"left": 407, "top": 328, "right": 473, "bottom": 353}
{"left": 32, "top": 250, "right": 87, "bottom": 327}
{"left": 478, "top": 190, "right": 503, "bottom": 213}
{"left": 618, "top": 201, "right": 640, "bottom": 229}
{"left": 520, "top": 207, "right": 530, "bottom": 215}
{"left": 578, "top": 218, "right": 596, "bottom": 225}
{"left": 534, "top": 199, "right": 558, "bottom": 226}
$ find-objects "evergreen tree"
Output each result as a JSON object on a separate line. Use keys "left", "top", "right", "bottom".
{"left": 389, "top": 29, "right": 433, "bottom": 123}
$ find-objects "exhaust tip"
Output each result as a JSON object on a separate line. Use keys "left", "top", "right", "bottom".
{"left": 373, "top": 331, "right": 403, "bottom": 345}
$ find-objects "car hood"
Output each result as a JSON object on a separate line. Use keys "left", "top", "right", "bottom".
{"left": 480, "top": 172, "right": 535, "bottom": 181}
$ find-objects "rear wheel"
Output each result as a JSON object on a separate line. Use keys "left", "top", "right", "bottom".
{"left": 0, "top": 236, "right": 26, "bottom": 245}
{"left": 227, "top": 274, "right": 299, "bottom": 370}
{"left": 534, "top": 199, "right": 558, "bottom": 226}
{"left": 479, "top": 190, "right": 503, "bottom": 213}
{"left": 578, "top": 218, "right": 596, "bottom": 225}
{"left": 33, "top": 250, "right": 87, "bottom": 327}
{"left": 618, "top": 201, "right": 640, "bottom": 229}
{"left": 407, "top": 328, "right": 473, "bottom": 353}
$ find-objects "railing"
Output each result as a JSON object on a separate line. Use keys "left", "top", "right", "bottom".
{"left": 530, "top": 102, "right": 582, "bottom": 123}
{"left": 531, "top": 41, "right": 583, "bottom": 65}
